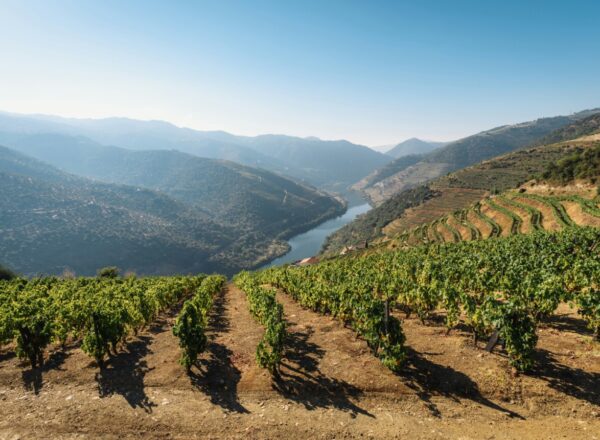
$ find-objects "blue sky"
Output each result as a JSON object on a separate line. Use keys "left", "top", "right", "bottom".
{"left": 1, "top": 0, "right": 599, "bottom": 146}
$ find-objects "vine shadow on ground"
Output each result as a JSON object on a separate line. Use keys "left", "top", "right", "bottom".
{"left": 189, "top": 289, "right": 248, "bottom": 413}
{"left": 22, "top": 349, "right": 70, "bottom": 395}
{"left": 533, "top": 348, "right": 599, "bottom": 406}
{"left": 0, "top": 350, "right": 16, "bottom": 365}
{"left": 95, "top": 335, "right": 156, "bottom": 413}
{"left": 272, "top": 323, "right": 373, "bottom": 418}
{"left": 400, "top": 347, "right": 524, "bottom": 419}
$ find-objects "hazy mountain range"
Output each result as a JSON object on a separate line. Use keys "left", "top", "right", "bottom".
{"left": 0, "top": 121, "right": 348, "bottom": 275}
{"left": 0, "top": 112, "right": 390, "bottom": 192}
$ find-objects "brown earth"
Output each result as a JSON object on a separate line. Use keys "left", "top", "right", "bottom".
{"left": 513, "top": 196, "right": 562, "bottom": 231}
{"left": 494, "top": 198, "right": 534, "bottom": 234}
{"left": 480, "top": 201, "right": 513, "bottom": 237}
{"left": 562, "top": 201, "right": 600, "bottom": 227}
{"left": 467, "top": 209, "right": 493, "bottom": 238}
{"left": 0, "top": 285, "right": 599, "bottom": 439}
{"left": 446, "top": 215, "right": 472, "bottom": 241}
{"left": 383, "top": 188, "right": 488, "bottom": 237}
{"left": 435, "top": 221, "right": 454, "bottom": 243}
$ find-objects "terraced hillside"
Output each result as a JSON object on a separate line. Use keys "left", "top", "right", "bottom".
{"left": 390, "top": 188, "right": 600, "bottom": 248}
{"left": 323, "top": 131, "right": 600, "bottom": 255}
{"left": 384, "top": 135, "right": 600, "bottom": 247}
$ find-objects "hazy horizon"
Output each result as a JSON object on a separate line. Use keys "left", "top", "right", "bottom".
{"left": 1, "top": 1, "right": 600, "bottom": 146}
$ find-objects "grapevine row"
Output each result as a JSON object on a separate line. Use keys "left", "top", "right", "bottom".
{"left": 261, "top": 227, "right": 599, "bottom": 372}
{"left": 0, "top": 275, "right": 206, "bottom": 369}
{"left": 233, "top": 272, "right": 287, "bottom": 375}
{"left": 172, "top": 275, "right": 226, "bottom": 371}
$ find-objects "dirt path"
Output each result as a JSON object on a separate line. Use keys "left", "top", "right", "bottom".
{"left": 0, "top": 284, "right": 599, "bottom": 439}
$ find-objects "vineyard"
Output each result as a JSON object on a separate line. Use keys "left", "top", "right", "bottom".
{"left": 391, "top": 189, "right": 600, "bottom": 248}
{"left": 0, "top": 230, "right": 599, "bottom": 438}
{"left": 257, "top": 227, "right": 600, "bottom": 373}
{"left": 0, "top": 273, "right": 227, "bottom": 371}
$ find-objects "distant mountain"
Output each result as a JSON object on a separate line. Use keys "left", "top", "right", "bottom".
{"left": 0, "top": 112, "right": 391, "bottom": 191}
{"left": 385, "top": 138, "right": 446, "bottom": 158}
{"left": 356, "top": 108, "right": 600, "bottom": 204}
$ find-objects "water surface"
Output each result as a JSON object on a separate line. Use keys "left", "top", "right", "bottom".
{"left": 262, "top": 203, "right": 371, "bottom": 268}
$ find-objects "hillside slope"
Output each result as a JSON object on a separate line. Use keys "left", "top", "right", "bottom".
{"left": 0, "top": 145, "right": 239, "bottom": 276}
{"left": 358, "top": 109, "right": 600, "bottom": 204}
{"left": 0, "top": 132, "right": 345, "bottom": 241}
{"left": 386, "top": 143, "right": 600, "bottom": 248}
{"left": 322, "top": 115, "right": 600, "bottom": 255}
{"left": 385, "top": 137, "right": 445, "bottom": 158}
{"left": 0, "top": 145, "right": 343, "bottom": 276}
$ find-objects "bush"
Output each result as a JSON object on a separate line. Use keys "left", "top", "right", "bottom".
{"left": 97, "top": 267, "right": 120, "bottom": 279}
{"left": 0, "top": 264, "right": 15, "bottom": 281}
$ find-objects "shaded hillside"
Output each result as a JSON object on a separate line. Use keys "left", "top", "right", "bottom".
{"left": 0, "top": 146, "right": 235, "bottom": 276}
{"left": 323, "top": 119, "right": 600, "bottom": 255}
{"left": 385, "top": 138, "right": 445, "bottom": 158}
{"left": 358, "top": 108, "right": 600, "bottom": 204}
{"left": 0, "top": 146, "right": 339, "bottom": 276}
{"left": 0, "top": 112, "right": 391, "bottom": 190}
{"left": 0, "top": 132, "right": 345, "bottom": 241}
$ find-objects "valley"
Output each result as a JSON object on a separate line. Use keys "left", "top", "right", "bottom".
{"left": 1, "top": 107, "right": 600, "bottom": 440}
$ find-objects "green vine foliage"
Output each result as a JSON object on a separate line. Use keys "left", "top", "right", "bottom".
{"left": 233, "top": 272, "right": 287, "bottom": 374}
{"left": 172, "top": 275, "right": 226, "bottom": 371}
{"left": 260, "top": 227, "right": 600, "bottom": 372}
{"left": 0, "top": 274, "right": 210, "bottom": 369}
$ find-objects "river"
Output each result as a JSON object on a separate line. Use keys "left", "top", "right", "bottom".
{"left": 262, "top": 203, "right": 371, "bottom": 268}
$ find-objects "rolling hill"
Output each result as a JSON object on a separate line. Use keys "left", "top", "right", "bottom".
{"left": 0, "top": 145, "right": 233, "bottom": 276}
{"left": 0, "top": 132, "right": 345, "bottom": 240}
{"left": 355, "top": 109, "right": 600, "bottom": 204}
{"left": 0, "top": 144, "right": 344, "bottom": 276}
